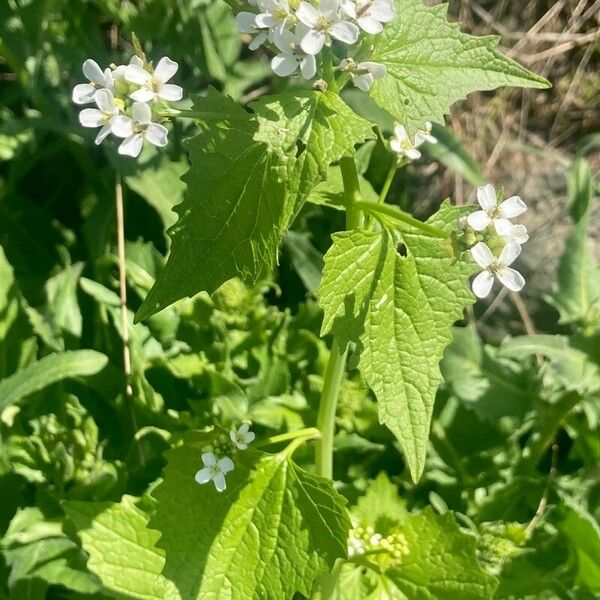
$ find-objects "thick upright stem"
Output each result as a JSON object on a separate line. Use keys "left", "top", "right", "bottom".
{"left": 315, "top": 339, "right": 348, "bottom": 478}
{"left": 339, "top": 156, "right": 362, "bottom": 229}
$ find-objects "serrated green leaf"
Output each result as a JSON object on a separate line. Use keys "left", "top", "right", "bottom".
{"left": 149, "top": 432, "right": 350, "bottom": 600}
{"left": 370, "top": 0, "right": 550, "bottom": 135}
{"left": 64, "top": 496, "right": 178, "bottom": 600}
{"left": 137, "top": 89, "right": 373, "bottom": 321}
{"left": 0, "top": 350, "right": 108, "bottom": 413}
{"left": 317, "top": 202, "right": 475, "bottom": 481}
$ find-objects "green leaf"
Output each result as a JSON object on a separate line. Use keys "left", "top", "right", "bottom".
{"left": 64, "top": 496, "right": 178, "bottom": 600}
{"left": 370, "top": 0, "right": 550, "bottom": 135}
{"left": 149, "top": 431, "right": 350, "bottom": 600}
{"left": 1, "top": 507, "right": 101, "bottom": 598}
{"left": 546, "top": 159, "right": 600, "bottom": 331}
{"left": 555, "top": 497, "right": 600, "bottom": 591}
{"left": 0, "top": 350, "right": 108, "bottom": 413}
{"left": 317, "top": 202, "right": 475, "bottom": 481}
{"left": 137, "top": 88, "right": 373, "bottom": 321}
{"left": 283, "top": 230, "right": 324, "bottom": 293}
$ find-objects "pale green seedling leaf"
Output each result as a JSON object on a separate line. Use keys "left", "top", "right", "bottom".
{"left": 370, "top": 0, "right": 550, "bottom": 135}
{"left": 149, "top": 431, "right": 350, "bottom": 600}
{"left": 137, "top": 89, "right": 373, "bottom": 321}
{"left": 317, "top": 203, "right": 475, "bottom": 481}
{"left": 0, "top": 350, "right": 108, "bottom": 413}
{"left": 64, "top": 496, "right": 179, "bottom": 600}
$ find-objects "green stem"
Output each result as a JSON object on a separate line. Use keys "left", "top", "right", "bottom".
{"left": 378, "top": 162, "right": 398, "bottom": 204}
{"left": 354, "top": 200, "right": 448, "bottom": 238}
{"left": 315, "top": 339, "right": 349, "bottom": 478}
{"left": 339, "top": 156, "right": 362, "bottom": 229}
{"left": 256, "top": 427, "right": 321, "bottom": 448}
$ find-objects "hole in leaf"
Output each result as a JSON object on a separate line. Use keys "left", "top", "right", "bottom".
{"left": 403, "top": 98, "right": 410, "bottom": 105}
{"left": 396, "top": 242, "right": 408, "bottom": 257}
{"left": 295, "top": 139, "right": 306, "bottom": 158}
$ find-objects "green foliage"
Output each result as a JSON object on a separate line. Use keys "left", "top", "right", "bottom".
{"left": 370, "top": 0, "right": 550, "bottom": 135}
{"left": 318, "top": 203, "right": 475, "bottom": 481}
{"left": 149, "top": 432, "right": 350, "bottom": 600}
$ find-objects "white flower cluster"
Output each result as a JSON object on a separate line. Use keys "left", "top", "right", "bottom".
{"left": 467, "top": 184, "right": 528, "bottom": 299}
{"left": 390, "top": 122, "right": 437, "bottom": 162}
{"left": 72, "top": 56, "right": 183, "bottom": 158}
{"left": 194, "top": 423, "right": 255, "bottom": 492}
{"left": 236, "top": 0, "right": 394, "bottom": 87}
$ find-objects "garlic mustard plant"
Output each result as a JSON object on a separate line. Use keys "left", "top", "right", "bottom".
{"left": 470, "top": 241, "right": 526, "bottom": 298}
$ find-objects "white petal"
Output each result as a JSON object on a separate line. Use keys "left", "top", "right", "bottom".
{"left": 472, "top": 271, "right": 494, "bottom": 299}
{"left": 296, "top": 2, "right": 319, "bottom": 27}
{"left": 82, "top": 59, "right": 106, "bottom": 86}
{"left": 236, "top": 12, "right": 257, "bottom": 33}
{"left": 218, "top": 456, "right": 235, "bottom": 473}
{"left": 477, "top": 184, "right": 497, "bottom": 211}
{"left": 112, "top": 65, "right": 127, "bottom": 81}
{"left": 301, "top": 29, "right": 326, "bottom": 55}
{"left": 497, "top": 267, "right": 525, "bottom": 292}
{"left": 213, "top": 472, "right": 227, "bottom": 492}
{"left": 353, "top": 73, "right": 374, "bottom": 91}
{"left": 320, "top": 0, "right": 340, "bottom": 18}
{"left": 357, "top": 15, "right": 384, "bottom": 34}
{"left": 195, "top": 467, "right": 213, "bottom": 484}
{"left": 510, "top": 224, "right": 529, "bottom": 244}
{"left": 103, "top": 68, "right": 115, "bottom": 91}
{"left": 111, "top": 115, "right": 133, "bottom": 138}
{"left": 249, "top": 31, "right": 268, "bottom": 50}
{"left": 201, "top": 452, "right": 217, "bottom": 467}
{"left": 389, "top": 139, "right": 401, "bottom": 153}
{"left": 125, "top": 64, "right": 151, "bottom": 85}
{"left": 119, "top": 134, "right": 144, "bottom": 157}
{"left": 239, "top": 423, "right": 249, "bottom": 434}
{"left": 371, "top": 0, "right": 395, "bottom": 21}
{"left": 244, "top": 431, "right": 256, "bottom": 444}
{"left": 79, "top": 108, "right": 103, "bottom": 128}
{"left": 145, "top": 123, "right": 169, "bottom": 147}
{"left": 132, "top": 101, "right": 152, "bottom": 124}
{"left": 300, "top": 54, "right": 317, "bottom": 79}
{"left": 340, "top": 0, "right": 357, "bottom": 18}
{"left": 361, "top": 62, "right": 386, "bottom": 79}
{"left": 130, "top": 88, "right": 156, "bottom": 103}
{"left": 405, "top": 147, "right": 421, "bottom": 161}
{"left": 470, "top": 242, "right": 495, "bottom": 268}
{"left": 498, "top": 242, "right": 522, "bottom": 267}
{"left": 493, "top": 218, "right": 514, "bottom": 237}
{"left": 72, "top": 83, "right": 96, "bottom": 105}
{"left": 158, "top": 84, "right": 183, "bottom": 102}
{"left": 498, "top": 195, "right": 527, "bottom": 219}
{"left": 94, "top": 124, "right": 112, "bottom": 145}
{"left": 467, "top": 210, "right": 492, "bottom": 231}
{"left": 414, "top": 131, "right": 437, "bottom": 145}
{"left": 255, "top": 13, "right": 278, "bottom": 28}
{"left": 94, "top": 88, "right": 114, "bottom": 113}
{"left": 130, "top": 55, "right": 144, "bottom": 67}
{"left": 154, "top": 56, "right": 178, "bottom": 83}
{"left": 393, "top": 124, "right": 409, "bottom": 142}
{"left": 272, "top": 54, "right": 299, "bottom": 77}
{"left": 330, "top": 21, "right": 359, "bottom": 44}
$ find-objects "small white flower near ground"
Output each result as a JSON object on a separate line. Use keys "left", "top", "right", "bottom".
{"left": 195, "top": 452, "right": 235, "bottom": 492}
{"left": 72, "top": 59, "right": 115, "bottom": 105}
{"left": 230, "top": 423, "right": 256, "bottom": 450}
{"left": 78, "top": 89, "right": 121, "bottom": 145}
{"left": 112, "top": 102, "right": 169, "bottom": 158}
{"left": 467, "top": 184, "right": 527, "bottom": 235}
{"left": 470, "top": 241, "right": 525, "bottom": 299}
{"left": 125, "top": 57, "right": 183, "bottom": 103}
{"left": 390, "top": 122, "right": 436, "bottom": 161}
{"left": 296, "top": 0, "right": 360, "bottom": 55}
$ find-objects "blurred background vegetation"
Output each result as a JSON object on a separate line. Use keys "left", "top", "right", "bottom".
{"left": 0, "top": 0, "right": 599, "bottom": 598}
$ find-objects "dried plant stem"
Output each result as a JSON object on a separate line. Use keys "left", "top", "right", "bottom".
{"left": 525, "top": 441, "right": 558, "bottom": 538}
{"left": 115, "top": 172, "right": 145, "bottom": 466}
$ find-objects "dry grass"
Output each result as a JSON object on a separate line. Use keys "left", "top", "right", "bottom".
{"left": 420, "top": 0, "right": 600, "bottom": 336}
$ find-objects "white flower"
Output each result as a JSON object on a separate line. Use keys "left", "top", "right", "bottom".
{"left": 112, "top": 102, "right": 169, "bottom": 158}
{"left": 195, "top": 452, "right": 234, "bottom": 492}
{"left": 236, "top": 11, "right": 271, "bottom": 50}
{"left": 389, "top": 122, "right": 436, "bottom": 160}
{"left": 495, "top": 220, "right": 530, "bottom": 245}
{"left": 467, "top": 184, "right": 527, "bottom": 234}
{"left": 470, "top": 241, "right": 525, "bottom": 299}
{"left": 125, "top": 56, "right": 183, "bottom": 103}
{"left": 341, "top": 0, "right": 395, "bottom": 34}
{"left": 296, "top": 0, "right": 359, "bottom": 55}
{"left": 78, "top": 89, "right": 120, "bottom": 145}
{"left": 230, "top": 423, "right": 256, "bottom": 450}
{"left": 271, "top": 25, "right": 317, "bottom": 80}
{"left": 339, "top": 58, "right": 386, "bottom": 91}
{"left": 414, "top": 122, "right": 437, "bottom": 146}
{"left": 255, "top": 0, "right": 296, "bottom": 35}
{"left": 72, "top": 59, "right": 115, "bottom": 105}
